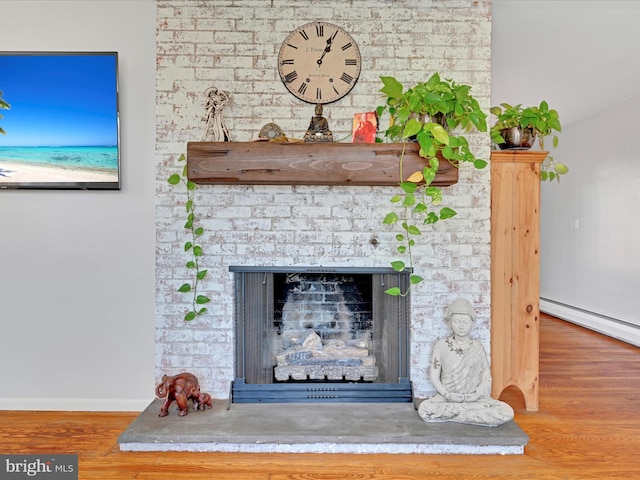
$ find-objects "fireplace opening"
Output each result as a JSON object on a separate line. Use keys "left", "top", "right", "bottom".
{"left": 273, "top": 272, "right": 376, "bottom": 383}
{"left": 231, "top": 266, "right": 412, "bottom": 403}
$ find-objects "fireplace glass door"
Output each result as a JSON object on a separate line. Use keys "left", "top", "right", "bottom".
{"left": 231, "top": 267, "right": 412, "bottom": 403}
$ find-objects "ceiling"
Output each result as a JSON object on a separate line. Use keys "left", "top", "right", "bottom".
{"left": 491, "top": 0, "right": 640, "bottom": 127}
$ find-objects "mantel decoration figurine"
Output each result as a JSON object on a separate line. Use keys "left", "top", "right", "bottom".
{"left": 304, "top": 103, "right": 333, "bottom": 142}
{"left": 202, "top": 86, "right": 230, "bottom": 142}
{"left": 417, "top": 298, "right": 515, "bottom": 427}
{"left": 196, "top": 392, "right": 213, "bottom": 410}
{"left": 155, "top": 372, "right": 201, "bottom": 417}
{"left": 258, "top": 122, "right": 286, "bottom": 140}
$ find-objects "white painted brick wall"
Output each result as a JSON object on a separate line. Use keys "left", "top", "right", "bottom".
{"left": 156, "top": 0, "right": 492, "bottom": 398}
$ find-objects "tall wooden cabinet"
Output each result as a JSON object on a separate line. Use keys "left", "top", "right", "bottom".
{"left": 490, "top": 150, "right": 547, "bottom": 412}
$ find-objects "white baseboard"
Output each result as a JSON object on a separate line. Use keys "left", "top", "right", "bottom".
{"left": 540, "top": 299, "right": 640, "bottom": 347}
{"left": 0, "top": 398, "right": 152, "bottom": 412}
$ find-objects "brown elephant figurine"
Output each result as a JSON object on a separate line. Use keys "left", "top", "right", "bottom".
{"left": 195, "top": 392, "right": 212, "bottom": 411}
{"left": 155, "top": 372, "right": 200, "bottom": 417}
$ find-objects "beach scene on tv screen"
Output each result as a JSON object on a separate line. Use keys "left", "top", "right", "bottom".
{"left": 0, "top": 53, "right": 119, "bottom": 187}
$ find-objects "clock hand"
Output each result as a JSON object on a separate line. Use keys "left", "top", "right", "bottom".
{"left": 317, "top": 49, "right": 329, "bottom": 65}
{"left": 317, "top": 30, "right": 339, "bottom": 66}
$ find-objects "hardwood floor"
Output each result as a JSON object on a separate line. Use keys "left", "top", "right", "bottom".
{"left": 1, "top": 314, "right": 639, "bottom": 479}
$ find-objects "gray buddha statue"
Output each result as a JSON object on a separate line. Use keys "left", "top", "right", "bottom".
{"left": 417, "top": 298, "right": 514, "bottom": 427}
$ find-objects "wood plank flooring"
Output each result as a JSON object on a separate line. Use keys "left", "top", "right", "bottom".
{"left": 1, "top": 314, "right": 639, "bottom": 479}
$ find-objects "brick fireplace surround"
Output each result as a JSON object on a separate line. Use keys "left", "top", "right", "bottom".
{"left": 155, "top": 0, "right": 493, "bottom": 405}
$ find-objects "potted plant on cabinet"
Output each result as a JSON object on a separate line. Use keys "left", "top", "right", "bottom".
{"left": 376, "top": 73, "right": 488, "bottom": 295}
{"left": 490, "top": 101, "right": 568, "bottom": 181}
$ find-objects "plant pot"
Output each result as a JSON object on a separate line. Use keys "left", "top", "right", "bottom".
{"left": 498, "top": 126, "right": 536, "bottom": 150}
{"left": 413, "top": 112, "right": 448, "bottom": 128}
{"left": 409, "top": 113, "right": 448, "bottom": 142}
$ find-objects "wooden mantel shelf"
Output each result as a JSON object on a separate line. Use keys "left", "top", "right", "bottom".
{"left": 186, "top": 141, "right": 458, "bottom": 186}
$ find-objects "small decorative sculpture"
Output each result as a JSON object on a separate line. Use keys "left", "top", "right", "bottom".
{"left": 195, "top": 392, "right": 213, "bottom": 410}
{"left": 258, "top": 122, "right": 286, "bottom": 140}
{"left": 202, "top": 86, "right": 230, "bottom": 142}
{"left": 155, "top": 372, "right": 201, "bottom": 417}
{"left": 304, "top": 104, "right": 333, "bottom": 142}
{"left": 417, "top": 298, "right": 515, "bottom": 427}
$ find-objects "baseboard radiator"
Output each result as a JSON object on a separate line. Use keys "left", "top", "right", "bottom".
{"left": 540, "top": 298, "right": 640, "bottom": 347}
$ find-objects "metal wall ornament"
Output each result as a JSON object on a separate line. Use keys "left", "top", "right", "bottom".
{"left": 258, "top": 122, "right": 285, "bottom": 140}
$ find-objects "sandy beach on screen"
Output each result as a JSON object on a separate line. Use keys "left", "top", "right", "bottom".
{"left": 0, "top": 159, "right": 117, "bottom": 184}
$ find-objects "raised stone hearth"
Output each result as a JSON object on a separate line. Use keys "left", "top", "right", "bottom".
{"left": 118, "top": 399, "right": 528, "bottom": 454}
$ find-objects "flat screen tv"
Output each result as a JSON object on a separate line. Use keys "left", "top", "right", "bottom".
{"left": 0, "top": 51, "right": 120, "bottom": 190}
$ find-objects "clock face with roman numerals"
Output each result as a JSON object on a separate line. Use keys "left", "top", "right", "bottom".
{"left": 277, "top": 21, "right": 361, "bottom": 104}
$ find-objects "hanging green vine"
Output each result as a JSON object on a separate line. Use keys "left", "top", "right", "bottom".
{"left": 376, "top": 73, "right": 488, "bottom": 296}
{"left": 167, "top": 153, "right": 210, "bottom": 321}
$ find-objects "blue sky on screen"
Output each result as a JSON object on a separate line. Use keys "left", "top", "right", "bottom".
{"left": 0, "top": 53, "right": 118, "bottom": 147}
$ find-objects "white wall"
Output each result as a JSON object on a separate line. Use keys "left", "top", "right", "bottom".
{"left": 540, "top": 95, "right": 640, "bottom": 346}
{"left": 0, "top": 0, "right": 157, "bottom": 410}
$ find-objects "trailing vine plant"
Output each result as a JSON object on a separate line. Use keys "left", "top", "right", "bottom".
{"left": 167, "top": 153, "right": 210, "bottom": 321}
{"left": 376, "top": 74, "right": 488, "bottom": 296}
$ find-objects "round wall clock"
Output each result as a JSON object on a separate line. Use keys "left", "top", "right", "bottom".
{"left": 277, "top": 21, "right": 361, "bottom": 104}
